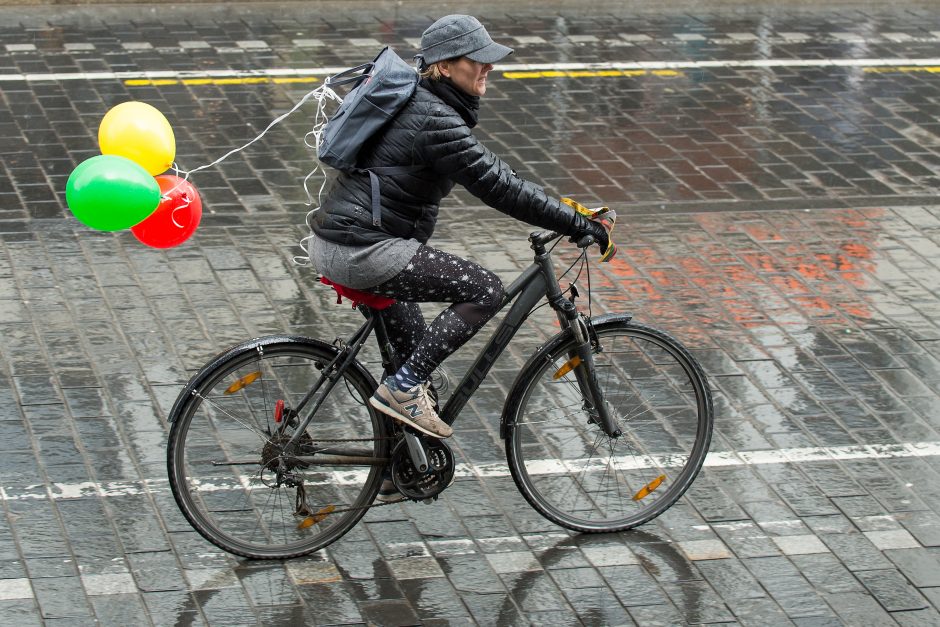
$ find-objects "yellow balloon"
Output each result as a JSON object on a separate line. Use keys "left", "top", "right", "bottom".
{"left": 98, "top": 101, "right": 176, "bottom": 175}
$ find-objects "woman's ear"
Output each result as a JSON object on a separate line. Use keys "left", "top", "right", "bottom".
{"left": 438, "top": 60, "right": 452, "bottom": 78}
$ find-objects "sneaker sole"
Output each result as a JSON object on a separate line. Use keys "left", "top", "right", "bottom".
{"left": 368, "top": 395, "right": 452, "bottom": 439}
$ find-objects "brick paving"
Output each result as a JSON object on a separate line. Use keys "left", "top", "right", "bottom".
{"left": 1, "top": 1, "right": 940, "bottom": 625}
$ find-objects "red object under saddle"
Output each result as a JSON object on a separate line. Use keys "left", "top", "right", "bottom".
{"left": 319, "top": 276, "right": 396, "bottom": 310}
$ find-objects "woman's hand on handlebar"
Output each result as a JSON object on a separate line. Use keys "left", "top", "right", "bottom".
{"left": 591, "top": 208, "right": 617, "bottom": 262}
{"left": 562, "top": 198, "right": 617, "bottom": 262}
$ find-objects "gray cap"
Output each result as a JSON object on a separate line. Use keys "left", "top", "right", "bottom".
{"left": 419, "top": 15, "right": 513, "bottom": 66}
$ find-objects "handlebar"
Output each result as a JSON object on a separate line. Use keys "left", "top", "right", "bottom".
{"left": 529, "top": 231, "right": 564, "bottom": 247}
{"left": 528, "top": 230, "right": 597, "bottom": 252}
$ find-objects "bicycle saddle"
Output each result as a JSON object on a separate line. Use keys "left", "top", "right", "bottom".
{"left": 319, "top": 276, "right": 397, "bottom": 310}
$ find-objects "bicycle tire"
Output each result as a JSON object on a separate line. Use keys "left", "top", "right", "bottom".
{"left": 504, "top": 316, "right": 713, "bottom": 533}
{"left": 167, "top": 336, "right": 388, "bottom": 559}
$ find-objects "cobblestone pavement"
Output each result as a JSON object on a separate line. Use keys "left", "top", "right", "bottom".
{"left": 2, "top": 1, "right": 940, "bottom": 625}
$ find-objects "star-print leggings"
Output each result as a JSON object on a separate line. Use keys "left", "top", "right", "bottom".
{"left": 366, "top": 244, "right": 505, "bottom": 382}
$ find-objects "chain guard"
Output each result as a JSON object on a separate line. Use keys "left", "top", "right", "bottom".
{"left": 390, "top": 438, "right": 454, "bottom": 501}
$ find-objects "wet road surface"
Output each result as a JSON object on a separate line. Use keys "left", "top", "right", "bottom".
{"left": 1, "top": 1, "right": 940, "bottom": 625}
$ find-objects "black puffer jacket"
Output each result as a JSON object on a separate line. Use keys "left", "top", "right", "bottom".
{"left": 313, "top": 78, "right": 606, "bottom": 247}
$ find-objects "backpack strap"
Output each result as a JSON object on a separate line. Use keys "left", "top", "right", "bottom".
{"left": 325, "top": 62, "right": 374, "bottom": 88}
{"left": 365, "top": 166, "right": 424, "bottom": 226}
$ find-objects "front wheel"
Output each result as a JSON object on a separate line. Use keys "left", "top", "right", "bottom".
{"left": 167, "top": 337, "right": 389, "bottom": 559}
{"left": 504, "top": 319, "right": 713, "bottom": 533}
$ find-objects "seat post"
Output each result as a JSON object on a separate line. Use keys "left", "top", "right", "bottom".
{"left": 364, "top": 305, "right": 400, "bottom": 379}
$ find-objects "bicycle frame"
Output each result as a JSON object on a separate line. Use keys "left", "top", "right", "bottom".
{"left": 438, "top": 237, "right": 563, "bottom": 425}
{"left": 434, "top": 231, "right": 619, "bottom": 436}
{"left": 284, "top": 231, "right": 618, "bottom": 457}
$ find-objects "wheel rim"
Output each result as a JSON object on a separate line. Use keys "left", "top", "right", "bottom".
{"left": 509, "top": 325, "right": 712, "bottom": 531}
{"left": 169, "top": 344, "right": 385, "bottom": 557}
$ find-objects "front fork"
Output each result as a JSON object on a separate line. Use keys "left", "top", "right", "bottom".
{"left": 560, "top": 304, "right": 622, "bottom": 438}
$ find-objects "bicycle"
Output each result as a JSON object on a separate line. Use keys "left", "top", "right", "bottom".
{"left": 166, "top": 229, "right": 714, "bottom": 559}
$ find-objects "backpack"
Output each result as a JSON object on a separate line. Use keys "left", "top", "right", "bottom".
{"left": 317, "top": 47, "right": 421, "bottom": 227}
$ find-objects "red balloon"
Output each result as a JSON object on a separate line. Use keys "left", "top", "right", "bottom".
{"left": 131, "top": 175, "right": 202, "bottom": 248}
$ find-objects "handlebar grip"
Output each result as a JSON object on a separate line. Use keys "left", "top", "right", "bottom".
{"left": 576, "top": 235, "right": 595, "bottom": 249}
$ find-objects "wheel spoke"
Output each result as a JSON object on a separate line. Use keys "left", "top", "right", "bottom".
{"left": 168, "top": 340, "right": 388, "bottom": 559}
{"left": 190, "top": 391, "right": 272, "bottom": 443}
{"left": 507, "top": 322, "right": 713, "bottom": 532}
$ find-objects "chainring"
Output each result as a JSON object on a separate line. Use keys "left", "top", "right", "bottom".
{"left": 390, "top": 438, "right": 455, "bottom": 501}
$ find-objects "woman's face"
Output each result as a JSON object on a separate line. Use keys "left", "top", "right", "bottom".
{"left": 440, "top": 57, "right": 494, "bottom": 97}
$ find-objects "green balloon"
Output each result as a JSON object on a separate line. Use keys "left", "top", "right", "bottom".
{"left": 66, "top": 155, "right": 161, "bottom": 231}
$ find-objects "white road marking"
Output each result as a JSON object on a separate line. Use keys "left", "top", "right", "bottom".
{"left": 3, "top": 30, "right": 939, "bottom": 58}
{"left": 2, "top": 440, "right": 938, "bottom": 502}
{"left": 0, "top": 57, "right": 938, "bottom": 83}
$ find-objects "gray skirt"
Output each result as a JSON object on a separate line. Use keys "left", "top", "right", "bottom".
{"left": 307, "top": 233, "right": 421, "bottom": 290}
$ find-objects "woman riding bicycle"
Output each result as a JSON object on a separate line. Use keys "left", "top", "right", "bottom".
{"left": 308, "top": 14, "right": 613, "bottom": 439}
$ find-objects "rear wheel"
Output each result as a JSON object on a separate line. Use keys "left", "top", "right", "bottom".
{"left": 505, "top": 320, "right": 712, "bottom": 532}
{"left": 167, "top": 338, "right": 389, "bottom": 559}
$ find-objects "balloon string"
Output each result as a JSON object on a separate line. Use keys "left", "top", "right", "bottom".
{"left": 293, "top": 84, "right": 344, "bottom": 267}
{"left": 301, "top": 87, "right": 341, "bottom": 206}
{"left": 178, "top": 84, "right": 332, "bottom": 178}
{"left": 163, "top": 82, "right": 341, "bottom": 203}
{"left": 139, "top": 77, "right": 345, "bottom": 266}
{"left": 169, "top": 198, "right": 191, "bottom": 228}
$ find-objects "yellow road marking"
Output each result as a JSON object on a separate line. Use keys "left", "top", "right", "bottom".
{"left": 120, "top": 65, "right": 940, "bottom": 87}
{"left": 863, "top": 66, "right": 940, "bottom": 74}
{"left": 503, "top": 69, "right": 683, "bottom": 79}
{"left": 124, "top": 76, "right": 320, "bottom": 86}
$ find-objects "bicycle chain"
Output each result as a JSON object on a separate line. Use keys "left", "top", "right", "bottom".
{"left": 293, "top": 490, "right": 408, "bottom": 519}
{"left": 308, "top": 436, "right": 395, "bottom": 443}
{"left": 281, "top": 435, "right": 428, "bottom": 517}
{"left": 286, "top": 434, "right": 439, "bottom": 518}
{"left": 325, "top": 495, "right": 408, "bottom": 515}
{"left": 280, "top": 435, "right": 409, "bottom": 518}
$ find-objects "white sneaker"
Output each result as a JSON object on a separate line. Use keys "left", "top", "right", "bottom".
{"left": 369, "top": 381, "right": 453, "bottom": 438}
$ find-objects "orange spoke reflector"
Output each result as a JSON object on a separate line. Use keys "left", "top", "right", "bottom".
{"left": 632, "top": 474, "right": 666, "bottom": 501}
{"left": 297, "top": 504, "right": 336, "bottom": 529}
{"left": 553, "top": 356, "right": 582, "bottom": 380}
{"left": 224, "top": 371, "right": 261, "bottom": 394}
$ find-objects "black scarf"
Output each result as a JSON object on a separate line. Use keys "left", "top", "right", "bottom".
{"left": 421, "top": 77, "right": 480, "bottom": 128}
